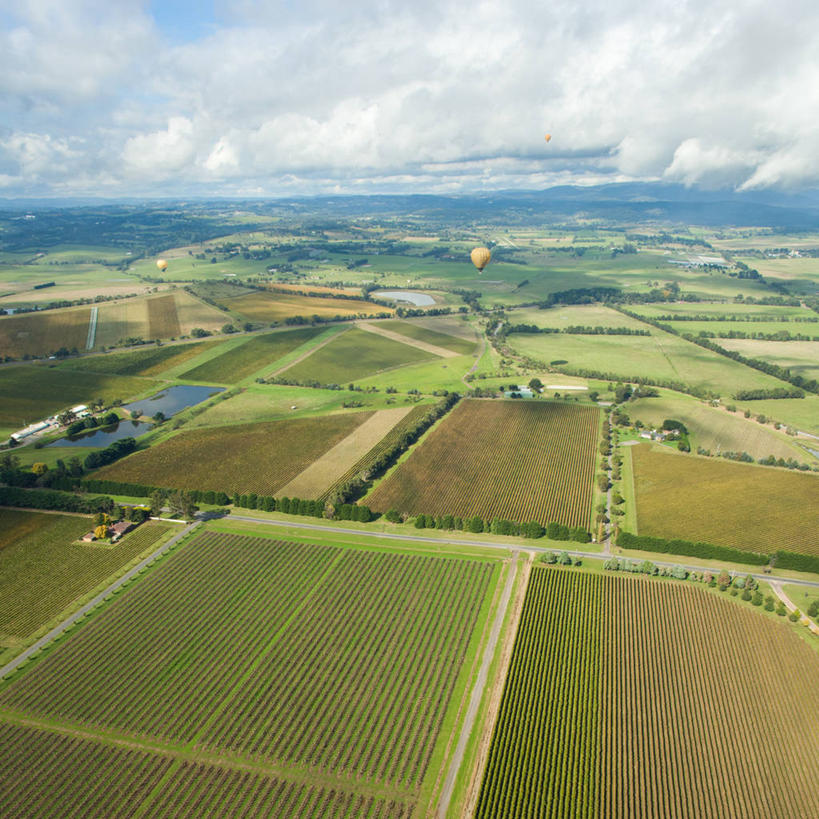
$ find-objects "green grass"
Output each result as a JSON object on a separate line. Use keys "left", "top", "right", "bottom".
{"left": 179, "top": 326, "right": 326, "bottom": 383}
{"left": 0, "top": 365, "right": 157, "bottom": 428}
{"left": 730, "top": 395, "right": 819, "bottom": 436}
{"left": 378, "top": 319, "right": 478, "bottom": 354}
{"left": 0, "top": 512, "right": 173, "bottom": 643}
{"left": 718, "top": 339, "right": 819, "bottom": 382}
{"left": 281, "top": 327, "right": 436, "bottom": 383}
{"left": 629, "top": 442, "right": 819, "bottom": 557}
{"left": 95, "top": 412, "right": 374, "bottom": 496}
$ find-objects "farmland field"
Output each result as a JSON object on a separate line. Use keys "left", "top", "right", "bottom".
{"left": 0, "top": 512, "right": 172, "bottom": 644}
{"left": 367, "top": 399, "right": 600, "bottom": 527}
{"left": 718, "top": 338, "right": 819, "bottom": 382}
{"left": 377, "top": 319, "right": 478, "bottom": 354}
{"left": 57, "top": 339, "right": 221, "bottom": 377}
{"left": 476, "top": 567, "right": 819, "bottom": 818}
{"left": 224, "top": 289, "right": 390, "bottom": 322}
{"left": 179, "top": 326, "right": 326, "bottom": 383}
{"left": 0, "top": 306, "right": 91, "bottom": 359}
{"left": 0, "top": 529, "right": 496, "bottom": 815}
{"left": 0, "top": 366, "right": 157, "bottom": 428}
{"left": 282, "top": 327, "right": 436, "bottom": 383}
{"left": 629, "top": 443, "right": 819, "bottom": 556}
{"left": 95, "top": 412, "right": 374, "bottom": 495}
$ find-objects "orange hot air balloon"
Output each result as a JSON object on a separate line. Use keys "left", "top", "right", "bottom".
{"left": 544, "top": 134, "right": 552, "bottom": 142}
{"left": 470, "top": 247, "right": 491, "bottom": 273}
{"left": 156, "top": 259, "right": 168, "bottom": 272}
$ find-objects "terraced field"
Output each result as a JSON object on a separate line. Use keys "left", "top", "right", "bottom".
{"left": 0, "top": 529, "right": 496, "bottom": 816}
{"left": 282, "top": 328, "right": 435, "bottom": 383}
{"left": 180, "top": 327, "right": 325, "bottom": 383}
{"left": 630, "top": 443, "right": 819, "bottom": 556}
{"left": 476, "top": 567, "right": 819, "bottom": 818}
{"left": 0, "top": 512, "right": 172, "bottom": 642}
{"left": 367, "top": 399, "right": 600, "bottom": 527}
{"left": 95, "top": 412, "right": 374, "bottom": 496}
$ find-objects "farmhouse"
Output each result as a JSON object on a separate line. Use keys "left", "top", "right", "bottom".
{"left": 81, "top": 532, "right": 97, "bottom": 542}
{"left": 109, "top": 521, "right": 134, "bottom": 540}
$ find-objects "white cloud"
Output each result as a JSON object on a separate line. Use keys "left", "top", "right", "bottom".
{"left": 2, "top": 0, "right": 819, "bottom": 196}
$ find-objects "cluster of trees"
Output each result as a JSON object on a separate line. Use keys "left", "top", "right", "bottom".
{"left": 501, "top": 323, "right": 649, "bottom": 337}
{"left": 0, "top": 485, "right": 115, "bottom": 514}
{"left": 408, "top": 512, "right": 590, "bottom": 541}
{"left": 733, "top": 388, "right": 805, "bottom": 400}
{"left": 66, "top": 412, "right": 120, "bottom": 436}
{"left": 232, "top": 491, "right": 372, "bottom": 522}
{"left": 696, "top": 329, "right": 818, "bottom": 341}
{"left": 538, "top": 551, "right": 582, "bottom": 566}
{"left": 83, "top": 437, "right": 137, "bottom": 470}
{"left": 617, "top": 530, "right": 768, "bottom": 566}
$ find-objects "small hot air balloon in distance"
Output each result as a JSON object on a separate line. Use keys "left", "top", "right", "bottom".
{"left": 544, "top": 134, "right": 552, "bottom": 143}
{"left": 470, "top": 247, "right": 491, "bottom": 273}
{"left": 156, "top": 259, "right": 168, "bottom": 272}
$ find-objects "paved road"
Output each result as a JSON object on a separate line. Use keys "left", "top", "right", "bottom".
{"left": 436, "top": 553, "right": 520, "bottom": 817}
{"left": 769, "top": 580, "right": 819, "bottom": 636}
{"left": 228, "top": 514, "right": 819, "bottom": 590}
{"left": 0, "top": 521, "right": 199, "bottom": 680}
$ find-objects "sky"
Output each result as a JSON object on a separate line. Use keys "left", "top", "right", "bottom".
{"left": 1, "top": 0, "right": 818, "bottom": 198}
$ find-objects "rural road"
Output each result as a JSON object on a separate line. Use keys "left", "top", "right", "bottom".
{"left": 435, "top": 553, "right": 519, "bottom": 817}
{"left": 227, "top": 514, "right": 819, "bottom": 590}
{"left": 769, "top": 580, "right": 819, "bottom": 636}
{"left": 0, "top": 520, "right": 199, "bottom": 680}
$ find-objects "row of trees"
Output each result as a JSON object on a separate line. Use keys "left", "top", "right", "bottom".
{"left": 408, "top": 511, "right": 590, "bottom": 541}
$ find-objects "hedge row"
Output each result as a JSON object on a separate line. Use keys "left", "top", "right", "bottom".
{"left": 773, "top": 550, "right": 819, "bottom": 575}
{"left": 617, "top": 530, "right": 768, "bottom": 566}
{"left": 0, "top": 485, "right": 115, "bottom": 514}
{"left": 411, "top": 513, "right": 591, "bottom": 542}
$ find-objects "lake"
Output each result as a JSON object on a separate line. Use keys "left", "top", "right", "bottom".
{"left": 370, "top": 290, "right": 436, "bottom": 307}
{"left": 121, "top": 385, "right": 224, "bottom": 419}
{"left": 49, "top": 419, "right": 153, "bottom": 448}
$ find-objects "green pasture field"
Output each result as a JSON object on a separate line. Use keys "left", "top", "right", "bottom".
{"left": 225, "top": 289, "right": 390, "bottom": 322}
{"left": 0, "top": 527, "right": 500, "bottom": 816}
{"left": 508, "top": 325, "right": 790, "bottom": 397}
{"left": 475, "top": 566, "right": 819, "bottom": 818}
{"left": 357, "top": 353, "right": 477, "bottom": 393}
{"left": 55, "top": 339, "right": 221, "bottom": 378}
{"left": 625, "top": 390, "right": 817, "bottom": 464}
{"left": 718, "top": 339, "right": 819, "bottom": 382}
{"left": 661, "top": 319, "right": 819, "bottom": 338}
{"left": 377, "top": 319, "right": 478, "bottom": 354}
{"left": 0, "top": 365, "right": 156, "bottom": 428}
{"left": 733, "top": 255, "right": 819, "bottom": 284}
{"left": 281, "top": 327, "right": 436, "bottom": 383}
{"left": 628, "top": 443, "right": 819, "bottom": 557}
{"left": 0, "top": 511, "right": 173, "bottom": 650}
{"left": 783, "top": 585, "right": 819, "bottom": 620}
{"left": 0, "top": 305, "right": 91, "bottom": 358}
{"left": 367, "top": 399, "right": 600, "bottom": 528}
{"left": 411, "top": 313, "right": 481, "bottom": 340}
{"left": 185, "top": 383, "right": 428, "bottom": 429}
{"left": 179, "top": 326, "right": 327, "bottom": 384}
{"left": 95, "top": 412, "right": 374, "bottom": 496}
{"left": 508, "top": 303, "right": 654, "bottom": 330}
{"left": 127, "top": 253, "right": 270, "bottom": 281}
{"left": 730, "top": 395, "right": 819, "bottom": 436}
{"left": 627, "top": 302, "right": 816, "bottom": 320}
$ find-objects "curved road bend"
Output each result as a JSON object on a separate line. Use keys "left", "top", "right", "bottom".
{"left": 0, "top": 521, "right": 199, "bottom": 680}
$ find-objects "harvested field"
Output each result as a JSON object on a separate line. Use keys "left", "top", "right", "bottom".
{"left": 278, "top": 406, "right": 413, "bottom": 499}
{"left": 95, "top": 413, "right": 373, "bottom": 496}
{"left": 376, "top": 319, "right": 477, "bottom": 355}
{"left": 0, "top": 512, "right": 172, "bottom": 641}
{"left": 180, "top": 327, "right": 325, "bottom": 383}
{"left": 319, "top": 403, "right": 433, "bottom": 502}
{"left": 476, "top": 567, "right": 819, "bottom": 818}
{"left": 225, "top": 290, "right": 389, "bottom": 322}
{"left": 0, "top": 530, "right": 495, "bottom": 814}
{"left": 282, "top": 327, "right": 435, "bottom": 383}
{"left": 57, "top": 340, "right": 220, "bottom": 377}
{"left": 367, "top": 399, "right": 600, "bottom": 527}
{"left": 0, "top": 366, "right": 156, "bottom": 428}
{"left": 0, "top": 307, "right": 91, "bottom": 359}
{"left": 630, "top": 443, "right": 819, "bottom": 556}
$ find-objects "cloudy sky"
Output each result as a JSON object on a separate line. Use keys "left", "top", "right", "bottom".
{"left": 1, "top": 0, "right": 818, "bottom": 198}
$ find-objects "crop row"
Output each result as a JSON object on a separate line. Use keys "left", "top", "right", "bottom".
{"left": 201, "top": 549, "right": 493, "bottom": 787}
{"left": 475, "top": 568, "right": 601, "bottom": 818}
{"left": 141, "top": 760, "right": 414, "bottom": 818}
{"left": 0, "top": 722, "right": 172, "bottom": 817}
{"left": 0, "top": 513, "right": 170, "bottom": 639}
{"left": 0, "top": 534, "right": 339, "bottom": 741}
{"left": 368, "top": 400, "right": 599, "bottom": 527}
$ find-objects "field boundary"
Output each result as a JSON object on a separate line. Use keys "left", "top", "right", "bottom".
{"left": 358, "top": 320, "right": 458, "bottom": 358}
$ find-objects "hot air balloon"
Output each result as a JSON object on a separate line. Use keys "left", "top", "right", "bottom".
{"left": 470, "top": 247, "right": 491, "bottom": 273}
{"left": 544, "top": 134, "right": 552, "bottom": 143}
{"left": 156, "top": 259, "right": 168, "bottom": 272}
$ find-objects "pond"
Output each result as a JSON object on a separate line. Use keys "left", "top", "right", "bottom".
{"left": 370, "top": 290, "right": 436, "bottom": 307}
{"left": 48, "top": 419, "right": 153, "bottom": 448}
{"left": 121, "top": 385, "right": 224, "bottom": 419}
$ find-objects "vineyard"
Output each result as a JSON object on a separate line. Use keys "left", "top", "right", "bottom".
{"left": 318, "top": 403, "right": 432, "bottom": 501}
{"left": 0, "top": 512, "right": 172, "bottom": 641}
{"left": 476, "top": 567, "right": 819, "bottom": 817}
{"left": 180, "top": 326, "right": 325, "bottom": 383}
{"left": 378, "top": 319, "right": 477, "bottom": 355}
{"left": 630, "top": 443, "right": 819, "bottom": 556}
{"left": 96, "top": 413, "right": 372, "bottom": 496}
{"left": 367, "top": 399, "right": 600, "bottom": 527}
{"left": 58, "top": 339, "right": 220, "bottom": 377}
{"left": 225, "top": 289, "right": 388, "bottom": 322}
{"left": 0, "top": 529, "right": 495, "bottom": 814}
{"left": 0, "top": 306, "right": 91, "bottom": 359}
